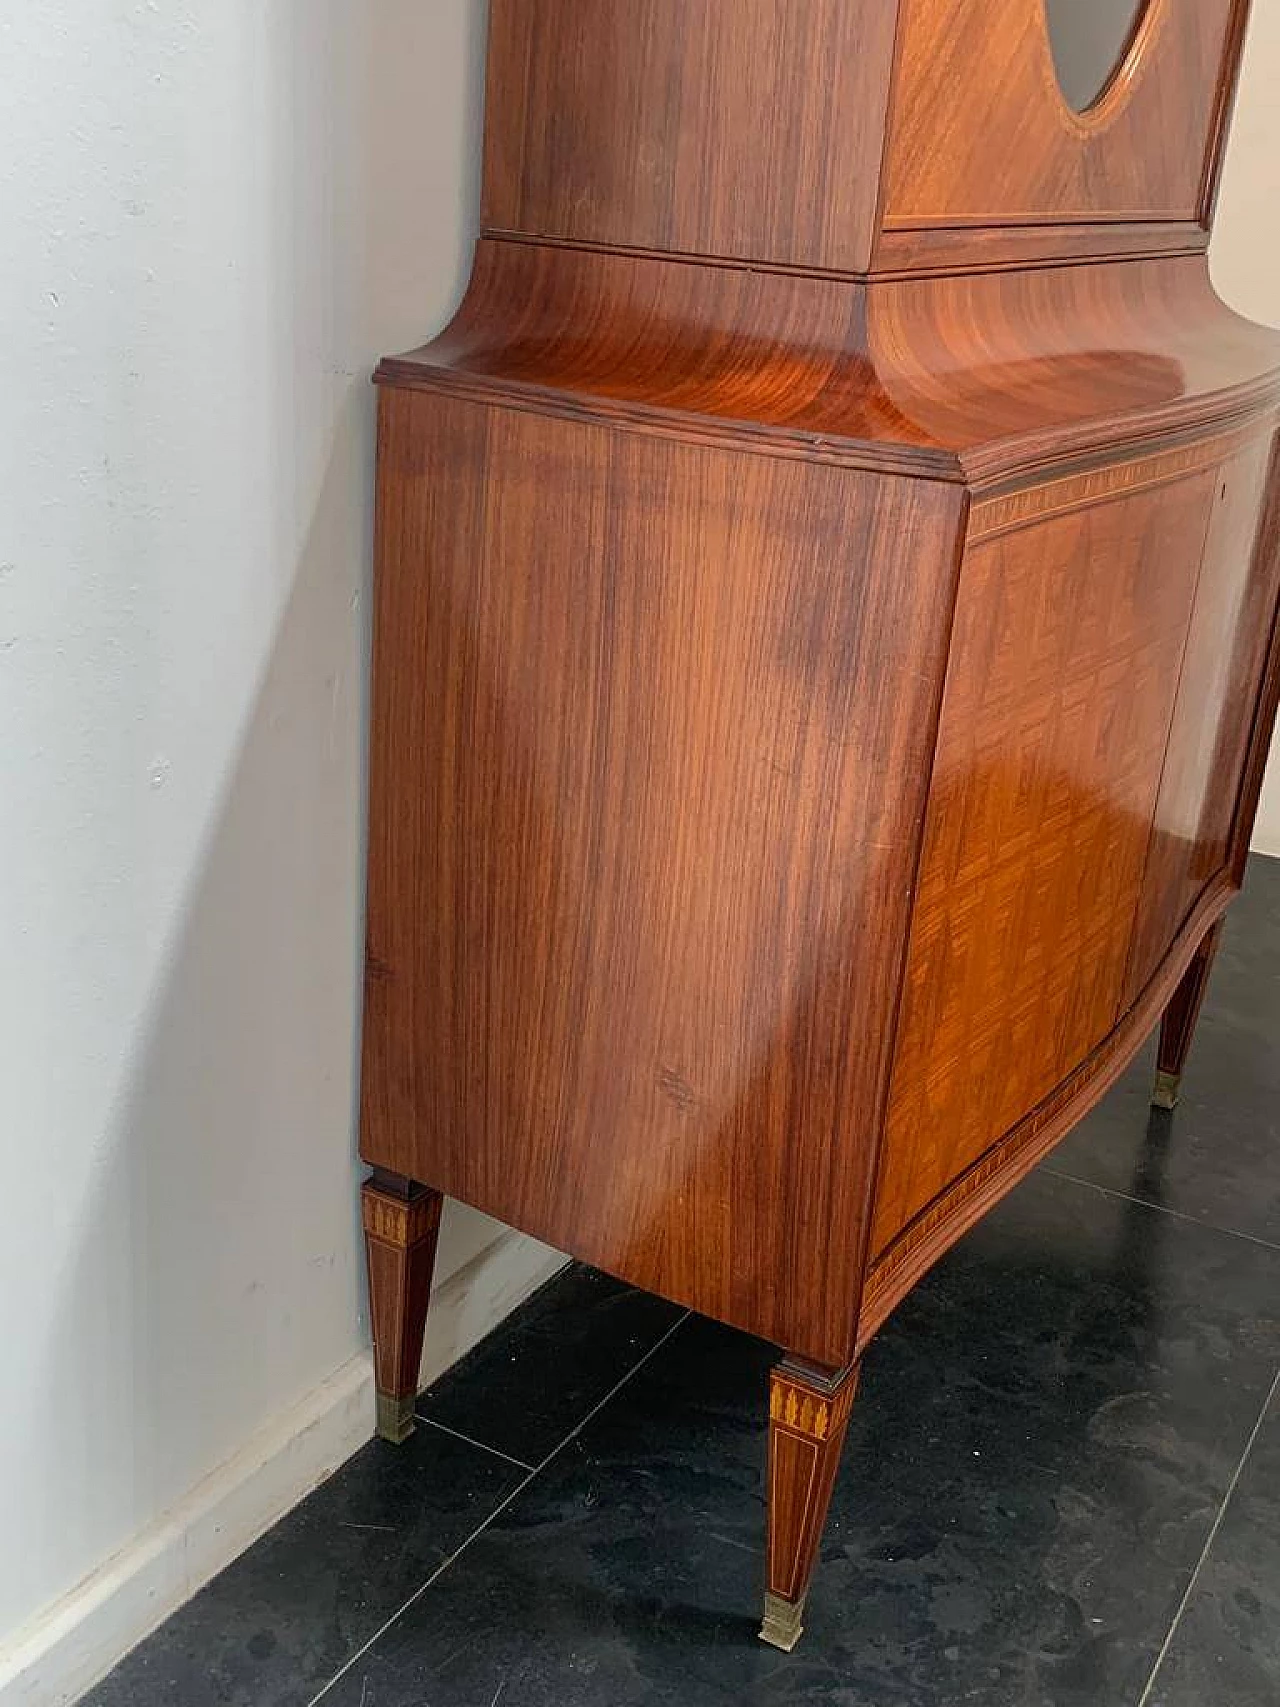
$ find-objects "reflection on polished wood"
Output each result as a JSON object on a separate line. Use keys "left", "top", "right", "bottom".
{"left": 359, "top": 0, "right": 1280, "bottom": 1647}
{"left": 365, "top": 390, "right": 961, "bottom": 1366}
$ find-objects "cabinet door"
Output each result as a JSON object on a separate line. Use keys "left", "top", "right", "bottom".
{"left": 1124, "top": 434, "right": 1280, "bottom": 1000}
{"left": 873, "top": 464, "right": 1217, "bottom": 1255}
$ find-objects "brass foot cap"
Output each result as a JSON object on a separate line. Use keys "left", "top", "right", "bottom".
{"left": 1152, "top": 1070, "right": 1181, "bottom": 1112}
{"left": 376, "top": 1391, "right": 417, "bottom": 1445}
{"left": 759, "top": 1592, "right": 805, "bottom": 1652}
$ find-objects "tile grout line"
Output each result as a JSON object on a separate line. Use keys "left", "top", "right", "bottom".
{"left": 305, "top": 1309, "right": 693, "bottom": 1706}
{"left": 1043, "top": 1165, "right": 1280, "bottom": 1255}
{"left": 1136, "top": 1361, "right": 1280, "bottom": 1707}
{"left": 412, "top": 1412, "right": 537, "bottom": 1473}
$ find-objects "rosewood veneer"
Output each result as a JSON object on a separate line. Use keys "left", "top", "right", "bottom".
{"left": 359, "top": 0, "right": 1280, "bottom": 1649}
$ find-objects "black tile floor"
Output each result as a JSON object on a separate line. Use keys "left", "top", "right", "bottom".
{"left": 83, "top": 858, "right": 1280, "bottom": 1706}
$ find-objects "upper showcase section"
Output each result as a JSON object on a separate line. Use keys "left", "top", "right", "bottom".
{"left": 479, "top": 0, "right": 1251, "bottom": 275}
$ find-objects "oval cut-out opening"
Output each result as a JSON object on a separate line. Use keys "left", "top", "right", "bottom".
{"left": 1043, "top": 0, "right": 1152, "bottom": 112}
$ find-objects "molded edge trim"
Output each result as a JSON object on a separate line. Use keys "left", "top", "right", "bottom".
{"left": 958, "top": 389, "right": 1280, "bottom": 489}
{"left": 371, "top": 359, "right": 961, "bottom": 483}
{"left": 486, "top": 221, "right": 1211, "bottom": 281}
{"left": 373, "top": 358, "right": 1280, "bottom": 495}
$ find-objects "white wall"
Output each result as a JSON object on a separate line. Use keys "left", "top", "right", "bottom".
{"left": 0, "top": 0, "right": 563, "bottom": 1687}
{"left": 1211, "top": 0, "right": 1280, "bottom": 855}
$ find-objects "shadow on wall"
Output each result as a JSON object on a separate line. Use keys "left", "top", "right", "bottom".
{"left": 3, "top": 0, "right": 491, "bottom": 1653}
{"left": 36, "top": 394, "right": 373, "bottom": 1543}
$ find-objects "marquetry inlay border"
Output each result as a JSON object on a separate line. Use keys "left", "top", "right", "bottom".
{"left": 969, "top": 420, "right": 1271, "bottom": 544}
{"left": 770, "top": 1380, "right": 837, "bottom": 1442}
{"left": 361, "top": 1186, "right": 442, "bottom": 1249}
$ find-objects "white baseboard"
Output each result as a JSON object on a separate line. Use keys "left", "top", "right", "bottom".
{"left": 0, "top": 1232, "right": 568, "bottom": 1707}
{"left": 0, "top": 1357, "right": 374, "bottom": 1707}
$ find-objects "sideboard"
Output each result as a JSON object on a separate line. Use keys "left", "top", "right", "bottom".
{"left": 358, "top": 0, "right": 1280, "bottom": 1650}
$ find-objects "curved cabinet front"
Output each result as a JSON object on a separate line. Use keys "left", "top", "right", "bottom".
{"left": 864, "top": 423, "right": 1280, "bottom": 1336}
{"left": 872, "top": 426, "right": 1277, "bottom": 1253}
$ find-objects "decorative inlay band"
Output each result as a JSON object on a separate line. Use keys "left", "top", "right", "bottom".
{"left": 770, "top": 1380, "right": 834, "bottom": 1441}
{"left": 768, "top": 1367, "right": 858, "bottom": 1442}
{"left": 970, "top": 422, "right": 1271, "bottom": 542}
{"left": 361, "top": 1187, "right": 441, "bottom": 1248}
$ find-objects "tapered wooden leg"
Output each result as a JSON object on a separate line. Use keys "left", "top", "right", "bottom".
{"left": 361, "top": 1170, "right": 443, "bottom": 1444}
{"left": 761, "top": 1356, "right": 860, "bottom": 1651}
{"left": 1153, "top": 920, "right": 1225, "bottom": 1111}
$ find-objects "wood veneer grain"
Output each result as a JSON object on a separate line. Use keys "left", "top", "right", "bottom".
{"left": 361, "top": 388, "right": 963, "bottom": 1368}
{"left": 882, "top": 0, "right": 1243, "bottom": 235}
{"left": 380, "top": 243, "right": 1280, "bottom": 491}
{"left": 361, "top": 0, "right": 1280, "bottom": 1642}
{"left": 1125, "top": 435, "right": 1280, "bottom": 998}
{"left": 860, "top": 876, "right": 1238, "bottom": 1348}
{"left": 872, "top": 467, "right": 1222, "bottom": 1253}
{"left": 482, "top": 0, "right": 897, "bottom": 273}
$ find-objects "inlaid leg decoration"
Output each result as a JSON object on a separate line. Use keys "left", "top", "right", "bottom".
{"left": 761, "top": 1356, "right": 860, "bottom": 1652}
{"left": 361, "top": 1170, "right": 443, "bottom": 1443}
{"left": 1153, "top": 919, "right": 1225, "bottom": 1111}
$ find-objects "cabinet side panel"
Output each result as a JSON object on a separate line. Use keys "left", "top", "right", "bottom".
{"left": 361, "top": 390, "right": 960, "bottom": 1366}
{"left": 872, "top": 469, "right": 1218, "bottom": 1254}
{"left": 481, "top": 0, "right": 897, "bottom": 273}
{"left": 1126, "top": 433, "right": 1280, "bottom": 996}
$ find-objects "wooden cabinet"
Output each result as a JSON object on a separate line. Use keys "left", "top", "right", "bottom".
{"left": 359, "top": 0, "right": 1280, "bottom": 1652}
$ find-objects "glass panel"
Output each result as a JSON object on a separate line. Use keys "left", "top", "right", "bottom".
{"left": 1044, "top": 0, "right": 1151, "bottom": 111}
